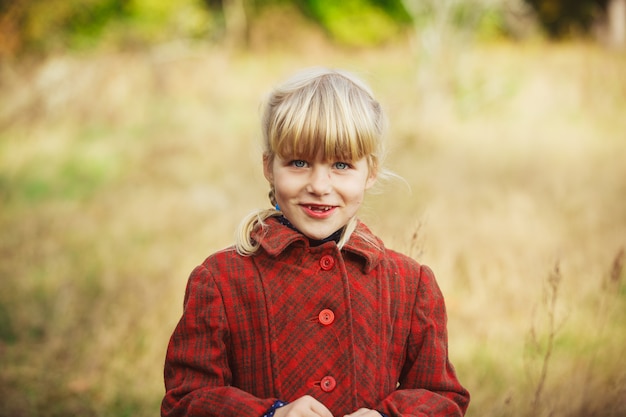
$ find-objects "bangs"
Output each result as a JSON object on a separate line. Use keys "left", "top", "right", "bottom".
{"left": 264, "top": 71, "right": 383, "bottom": 164}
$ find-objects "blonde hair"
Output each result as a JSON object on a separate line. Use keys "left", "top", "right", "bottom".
{"left": 236, "top": 67, "right": 389, "bottom": 255}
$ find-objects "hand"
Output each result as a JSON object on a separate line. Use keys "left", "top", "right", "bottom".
{"left": 274, "top": 395, "right": 333, "bottom": 417}
{"left": 343, "top": 408, "right": 381, "bottom": 417}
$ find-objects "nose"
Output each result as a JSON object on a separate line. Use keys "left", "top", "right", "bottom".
{"left": 306, "top": 165, "right": 332, "bottom": 195}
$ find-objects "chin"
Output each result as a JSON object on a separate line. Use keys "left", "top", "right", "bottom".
{"left": 301, "top": 229, "right": 330, "bottom": 241}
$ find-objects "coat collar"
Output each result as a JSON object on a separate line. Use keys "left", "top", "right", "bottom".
{"left": 252, "top": 216, "right": 385, "bottom": 273}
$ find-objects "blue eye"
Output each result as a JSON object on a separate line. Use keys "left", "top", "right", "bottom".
{"left": 291, "top": 160, "right": 307, "bottom": 168}
{"left": 334, "top": 162, "right": 350, "bottom": 170}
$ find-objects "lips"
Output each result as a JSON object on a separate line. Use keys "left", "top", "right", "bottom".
{"left": 301, "top": 204, "right": 336, "bottom": 217}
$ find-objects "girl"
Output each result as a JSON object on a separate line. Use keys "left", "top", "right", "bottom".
{"left": 162, "top": 68, "right": 470, "bottom": 417}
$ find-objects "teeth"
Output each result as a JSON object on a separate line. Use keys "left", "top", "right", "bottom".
{"left": 309, "top": 206, "right": 331, "bottom": 211}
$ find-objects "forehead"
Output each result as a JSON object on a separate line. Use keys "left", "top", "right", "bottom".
{"left": 275, "top": 143, "right": 361, "bottom": 162}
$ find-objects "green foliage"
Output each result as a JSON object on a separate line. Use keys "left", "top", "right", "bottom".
{"left": 2, "top": 0, "right": 413, "bottom": 56}
{"left": 0, "top": 0, "right": 542, "bottom": 55}
{"left": 368, "top": 0, "right": 413, "bottom": 24}
{"left": 21, "top": 0, "right": 128, "bottom": 51}
{"left": 474, "top": 8, "right": 507, "bottom": 39}
{"left": 3, "top": 0, "right": 210, "bottom": 54}
{"left": 122, "top": 0, "right": 210, "bottom": 42}
{"left": 299, "top": 0, "right": 410, "bottom": 46}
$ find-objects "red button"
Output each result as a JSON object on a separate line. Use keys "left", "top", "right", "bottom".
{"left": 320, "top": 376, "right": 336, "bottom": 392}
{"left": 318, "top": 309, "right": 335, "bottom": 325}
{"left": 319, "top": 255, "right": 335, "bottom": 270}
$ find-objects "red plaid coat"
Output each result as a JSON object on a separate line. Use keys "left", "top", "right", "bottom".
{"left": 162, "top": 217, "right": 469, "bottom": 417}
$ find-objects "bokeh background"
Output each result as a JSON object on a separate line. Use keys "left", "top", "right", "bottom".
{"left": 1, "top": 1, "right": 625, "bottom": 416}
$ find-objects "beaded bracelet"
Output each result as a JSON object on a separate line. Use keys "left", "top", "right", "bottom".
{"left": 262, "top": 400, "right": 288, "bottom": 417}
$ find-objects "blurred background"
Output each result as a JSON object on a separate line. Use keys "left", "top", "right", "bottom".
{"left": 1, "top": 1, "right": 625, "bottom": 416}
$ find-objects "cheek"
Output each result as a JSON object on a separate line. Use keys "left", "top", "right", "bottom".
{"left": 346, "top": 187, "right": 367, "bottom": 206}
{"left": 273, "top": 175, "right": 296, "bottom": 199}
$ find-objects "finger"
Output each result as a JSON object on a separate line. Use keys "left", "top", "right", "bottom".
{"left": 276, "top": 396, "right": 333, "bottom": 417}
{"left": 308, "top": 398, "right": 333, "bottom": 417}
{"left": 344, "top": 408, "right": 379, "bottom": 417}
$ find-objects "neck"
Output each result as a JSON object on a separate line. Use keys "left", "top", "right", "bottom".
{"left": 277, "top": 215, "right": 343, "bottom": 246}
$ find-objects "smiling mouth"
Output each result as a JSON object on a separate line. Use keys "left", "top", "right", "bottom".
{"left": 305, "top": 205, "right": 334, "bottom": 212}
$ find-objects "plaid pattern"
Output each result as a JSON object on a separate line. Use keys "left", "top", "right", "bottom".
{"left": 162, "top": 217, "right": 469, "bottom": 417}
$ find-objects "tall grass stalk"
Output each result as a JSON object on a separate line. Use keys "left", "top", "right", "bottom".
{"left": 527, "top": 263, "right": 565, "bottom": 416}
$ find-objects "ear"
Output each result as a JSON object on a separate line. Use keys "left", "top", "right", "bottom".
{"left": 365, "top": 175, "right": 376, "bottom": 190}
{"left": 263, "top": 154, "right": 274, "bottom": 183}
{"left": 365, "top": 163, "right": 378, "bottom": 190}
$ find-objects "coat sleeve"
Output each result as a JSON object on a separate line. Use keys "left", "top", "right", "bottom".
{"left": 378, "top": 264, "right": 470, "bottom": 417}
{"left": 161, "top": 263, "right": 276, "bottom": 417}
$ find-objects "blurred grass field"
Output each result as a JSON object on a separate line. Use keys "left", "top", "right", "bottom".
{"left": 1, "top": 37, "right": 625, "bottom": 417}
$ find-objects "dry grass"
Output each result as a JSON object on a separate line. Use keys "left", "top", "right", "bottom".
{"left": 0, "top": 38, "right": 625, "bottom": 417}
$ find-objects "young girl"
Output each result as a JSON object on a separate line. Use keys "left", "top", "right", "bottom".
{"left": 161, "top": 68, "right": 470, "bottom": 417}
